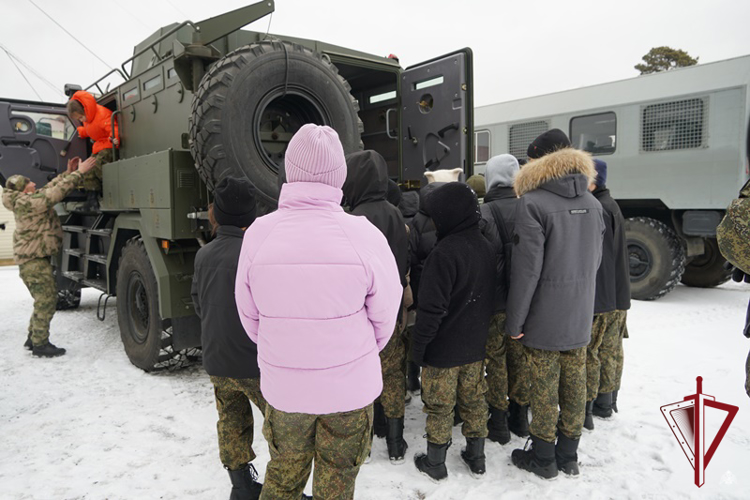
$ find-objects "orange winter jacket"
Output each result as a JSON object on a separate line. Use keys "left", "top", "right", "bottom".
{"left": 71, "top": 90, "right": 119, "bottom": 155}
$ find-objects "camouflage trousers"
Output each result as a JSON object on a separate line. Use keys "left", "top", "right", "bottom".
{"left": 19, "top": 258, "right": 56, "bottom": 346}
{"left": 421, "top": 361, "right": 488, "bottom": 445}
{"left": 746, "top": 347, "right": 750, "bottom": 399}
{"left": 260, "top": 404, "right": 372, "bottom": 500}
{"left": 210, "top": 376, "right": 267, "bottom": 470}
{"left": 80, "top": 148, "right": 113, "bottom": 192}
{"left": 598, "top": 310, "right": 628, "bottom": 393}
{"left": 526, "top": 346, "right": 586, "bottom": 443}
{"left": 586, "top": 313, "right": 610, "bottom": 401}
{"left": 376, "top": 328, "right": 406, "bottom": 418}
{"left": 485, "top": 313, "right": 530, "bottom": 410}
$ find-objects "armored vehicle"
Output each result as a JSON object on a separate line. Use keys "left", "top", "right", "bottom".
{"left": 474, "top": 56, "right": 750, "bottom": 300}
{"left": 0, "top": 1, "right": 474, "bottom": 370}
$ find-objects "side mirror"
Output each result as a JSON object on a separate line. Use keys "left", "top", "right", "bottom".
{"left": 64, "top": 84, "right": 82, "bottom": 97}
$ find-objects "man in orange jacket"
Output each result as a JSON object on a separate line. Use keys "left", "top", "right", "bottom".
{"left": 66, "top": 90, "right": 119, "bottom": 192}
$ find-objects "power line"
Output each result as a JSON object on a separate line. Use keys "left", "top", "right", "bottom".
{"left": 0, "top": 43, "right": 64, "bottom": 97}
{"left": 2, "top": 49, "right": 43, "bottom": 100}
{"left": 164, "top": 0, "right": 189, "bottom": 19}
{"left": 26, "top": 0, "right": 113, "bottom": 70}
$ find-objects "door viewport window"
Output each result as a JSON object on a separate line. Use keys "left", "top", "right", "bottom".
{"left": 10, "top": 111, "right": 76, "bottom": 140}
{"left": 570, "top": 112, "right": 617, "bottom": 155}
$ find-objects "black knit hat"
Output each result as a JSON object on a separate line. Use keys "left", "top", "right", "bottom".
{"left": 527, "top": 128, "right": 571, "bottom": 159}
{"left": 425, "top": 182, "right": 481, "bottom": 239}
{"left": 213, "top": 176, "right": 257, "bottom": 228}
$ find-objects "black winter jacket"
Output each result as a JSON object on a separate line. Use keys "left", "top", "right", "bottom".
{"left": 412, "top": 183, "right": 495, "bottom": 368}
{"left": 593, "top": 187, "right": 631, "bottom": 311}
{"left": 191, "top": 225, "right": 260, "bottom": 379}
{"left": 343, "top": 151, "right": 408, "bottom": 288}
{"left": 408, "top": 182, "right": 443, "bottom": 308}
{"left": 480, "top": 185, "right": 518, "bottom": 313}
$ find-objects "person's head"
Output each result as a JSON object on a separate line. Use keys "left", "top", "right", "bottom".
{"left": 66, "top": 99, "right": 86, "bottom": 123}
{"left": 386, "top": 179, "right": 402, "bottom": 207}
{"left": 424, "top": 168, "right": 462, "bottom": 184}
{"left": 593, "top": 159, "right": 607, "bottom": 190}
{"left": 285, "top": 124, "right": 347, "bottom": 189}
{"left": 342, "top": 150, "right": 388, "bottom": 209}
{"left": 466, "top": 174, "right": 486, "bottom": 198}
{"left": 212, "top": 176, "right": 257, "bottom": 229}
{"left": 527, "top": 129, "right": 571, "bottom": 160}
{"left": 484, "top": 154, "right": 519, "bottom": 191}
{"left": 5, "top": 175, "right": 34, "bottom": 194}
{"left": 425, "top": 182, "right": 481, "bottom": 239}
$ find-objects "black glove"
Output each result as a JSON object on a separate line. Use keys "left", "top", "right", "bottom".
{"left": 724, "top": 261, "right": 750, "bottom": 283}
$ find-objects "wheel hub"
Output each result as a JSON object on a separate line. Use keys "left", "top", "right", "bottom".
{"left": 127, "top": 271, "right": 150, "bottom": 344}
{"left": 628, "top": 241, "right": 652, "bottom": 281}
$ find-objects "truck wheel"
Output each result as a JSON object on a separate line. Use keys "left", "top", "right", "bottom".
{"left": 116, "top": 238, "right": 196, "bottom": 371}
{"left": 190, "top": 40, "right": 363, "bottom": 212}
{"left": 681, "top": 238, "right": 731, "bottom": 288}
{"left": 626, "top": 217, "right": 686, "bottom": 301}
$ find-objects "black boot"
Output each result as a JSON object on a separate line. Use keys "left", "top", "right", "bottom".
{"left": 407, "top": 361, "right": 421, "bottom": 394}
{"left": 487, "top": 406, "right": 511, "bottom": 445}
{"left": 226, "top": 463, "right": 263, "bottom": 500}
{"left": 511, "top": 435, "right": 558, "bottom": 479}
{"left": 508, "top": 401, "right": 530, "bottom": 438}
{"left": 385, "top": 417, "right": 408, "bottom": 464}
{"left": 24, "top": 336, "right": 33, "bottom": 350}
{"left": 592, "top": 392, "right": 613, "bottom": 419}
{"left": 584, "top": 400, "right": 594, "bottom": 430}
{"left": 461, "top": 437, "right": 486, "bottom": 477}
{"left": 32, "top": 342, "right": 66, "bottom": 357}
{"left": 612, "top": 390, "right": 619, "bottom": 413}
{"left": 453, "top": 406, "right": 463, "bottom": 427}
{"left": 373, "top": 402, "right": 387, "bottom": 439}
{"left": 555, "top": 434, "right": 580, "bottom": 476}
{"left": 414, "top": 441, "right": 450, "bottom": 482}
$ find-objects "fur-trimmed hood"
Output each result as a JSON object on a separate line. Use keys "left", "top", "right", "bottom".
{"left": 514, "top": 148, "right": 596, "bottom": 197}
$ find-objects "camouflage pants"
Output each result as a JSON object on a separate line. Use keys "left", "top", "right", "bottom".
{"left": 80, "top": 148, "right": 113, "bottom": 192}
{"left": 485, "top": 313, "right": 530, "bottom": 410}
{"left": 210, "top": 376, "right": 267, "bottom": 470}
{"left": 586, "top": 313, "right": 611, "bottom": 401}
{"left": 260, "top": 404, "right": 372, "bottom": 500}
{"left": 421, "top": 361, "right": 488, "bottom": 445}
{"left": 746, "top": 347, "right": 750, "bottom": 399}
{"left": 599, "top": 310, "right": 628, "bottom": 393}
{"left": 19, "top": 258, "right": 56, "bottom": 346}
{"left": 526, "top": 346, "right": 586, "bottom": 443}
{"left": 376, "top": 327, "right": 406, "bottom": 418}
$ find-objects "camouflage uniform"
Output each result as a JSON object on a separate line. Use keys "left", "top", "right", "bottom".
{"left": 526, "top": 346, "right": 586, "bottom": 443}
{"left": 598, "top": 310, "right": 628, "bottom": 393}
{"left": 210, "top": 376, "right": 267, "bottom": 470}
{"left": 421, "top": 361, "right": 487, "bottom": 445}
{"left": 376, "top": 326, "right": 406, "bottom": 418}
{"left": 260, "top": 404, "right": 372, "bottom": 500}
{"left": 2, "top": 171, "right": 84, "bottom": 346}
{"left": 485, "top": 313, "right": 530, "bottom": 411}
{"left": 80, "top": 148, "right": 113, "bottom": 192}
{"left": 586, "top": 313, "right": 612, "bottom": 401}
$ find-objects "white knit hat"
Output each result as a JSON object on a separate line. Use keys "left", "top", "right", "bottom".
{"left": 285, "top": 124, "right": 347, "bottom": 189}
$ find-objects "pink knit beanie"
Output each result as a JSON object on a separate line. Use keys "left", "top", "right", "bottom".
{"left": 284, "top": 124, "right": 347, "bottom": 189}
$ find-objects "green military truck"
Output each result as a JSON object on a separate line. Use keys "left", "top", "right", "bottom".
{"left": 0, "top": 1, "right": 474, "bottom": 371}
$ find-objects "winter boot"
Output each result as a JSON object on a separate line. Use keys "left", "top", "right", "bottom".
{"left": 32, "top": 342, "right": 66, "bottom": 358}
{"left": 453, "top": 406, "right": 463, "bottom": 426}
{"left": 373, "top": 402, "right": 387, "bottom": 439}
{"left": 592, "top": 392, "right": 613, "bottom": 419}
{"left": 487, "top": 406, "right": 511, "bottom": 445}
{"left": 555, "top": 434, "right": 580, "bottom": 476}
{"left": 612, "top": 390, "right": 619, "bottom": 413}
{"left": 414, "top": 441, "right": 450, "bottom": 482}
{"left": 385, "top": 417, "right": 408, "bottom": 464}
{"left": 407, "top": 361, "right": 421, "bottom": 394}
{"left": 24, "top": 336, "right": 33, "bottom": 350}
{"left": 460, "top": 437, "right": 486, "bottom": 477}
{"left": 511, "top": 435, "right": 558, "bottom": 480}
{"left": 583, "top": 400, "right": 595, "bottom": 431}
{"left": 508, "top": 401, "right": 530, "bottom": 438}
{"left": 226, "top": 463, "right": 263, "bottom": 500}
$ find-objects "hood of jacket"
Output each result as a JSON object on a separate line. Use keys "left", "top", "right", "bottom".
{"left": 399, "top": 190, "right": 419, "bottom": 218}
{"left": 426, "top": 183, "right": 480, "bottom": 239}
{"left": 342, "top": 150, "right": 388, "bottom": 209}
{"left": 417, "top": 181, "right": 445, "bottom": 216}
{"left": 71, "top": 90, "right": 98, "bottom": 123}
{"left": 514, "top": 148, "right": 596, "bottom": 197}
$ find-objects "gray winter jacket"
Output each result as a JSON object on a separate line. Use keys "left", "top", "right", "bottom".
{"left": 506, "top": 148, "right": 605, "bottom": 351}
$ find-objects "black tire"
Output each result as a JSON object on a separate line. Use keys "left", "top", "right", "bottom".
{"left": 681, "top": 238, "right": 731, "bottom": 288}
{"left": 116, "top": 238, "right": 196, "bottom": 371}
{"left": 190, "top": 41, "right": 363, "bottom": 212}
{"left": 625, "top": 217, "right": 686, "bottom": 301}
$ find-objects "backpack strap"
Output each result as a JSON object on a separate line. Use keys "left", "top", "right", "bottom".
{"left": 488, "top": 201, "right": 511, "bottom": 247}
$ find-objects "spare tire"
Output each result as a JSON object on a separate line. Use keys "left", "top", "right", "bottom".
{"left": 189, "top": 41, "right": 363, "bottom": 211}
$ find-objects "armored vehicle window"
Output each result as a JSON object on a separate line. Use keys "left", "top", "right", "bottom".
{"left": 570, "top": 112, "right": 616, "bottom": 155}
{"left": 641, "top": 98, "right": 705, "bottom": 152}
{"left": 475, "top": 130, "right": 490, "bottom": 163}
{"left": 509, "top": 120, "right": 549, "bottom": 161}
{"left": 11, "top": 111, "right": 75, "bottom": 140}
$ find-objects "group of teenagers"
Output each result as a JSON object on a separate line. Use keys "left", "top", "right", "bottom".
{"left": 191, "top": 123, "right": 631, "bottom": 500}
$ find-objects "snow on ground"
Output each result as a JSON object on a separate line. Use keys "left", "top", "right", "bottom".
{"left": 1, "top": 264, "right": 749, "bottom": 500}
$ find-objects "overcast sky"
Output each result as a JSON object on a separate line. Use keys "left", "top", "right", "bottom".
{"left": 0, "top": 0, "right": 748, "bottom": 107}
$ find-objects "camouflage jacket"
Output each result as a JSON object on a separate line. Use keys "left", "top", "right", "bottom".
{"left": 1, "top": 171, "right": 83, "bottom": 265}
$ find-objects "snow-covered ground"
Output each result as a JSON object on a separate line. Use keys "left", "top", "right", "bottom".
{"left": 1, "top": 264, "right": 749, "bottom": 500}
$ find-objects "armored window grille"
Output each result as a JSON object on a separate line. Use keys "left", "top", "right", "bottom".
{"left": 509, "top": 120, "right": 549, "bottom": 162}
{"left": 475, "top": 130, "right": 491, "bottom": 163}
{"left": 641, "top": 98, "right": 706, "bottom": 152}
{"left": 570, "top": 112, "right": 617, "bottom": 155}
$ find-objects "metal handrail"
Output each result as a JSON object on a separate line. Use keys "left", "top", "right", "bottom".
{"left": 85, "top": 68, "right": 128, "bottom": 95}
{"left": 120, "top": 21, "right": 200, "bottom": 78}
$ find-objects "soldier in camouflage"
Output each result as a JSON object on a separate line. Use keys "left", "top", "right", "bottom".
{"left": 1, "top": 156, "right": 96, "bottom": 357}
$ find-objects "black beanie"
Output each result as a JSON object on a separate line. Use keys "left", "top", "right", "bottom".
{"left": 213, "top": 176, "right": 257, "bottom": 228}
{"left": 425, "top": 182, "right": 480, "bottom": 239}
{"left": 527, "top": 128, "right": 571, "bottom": 159}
